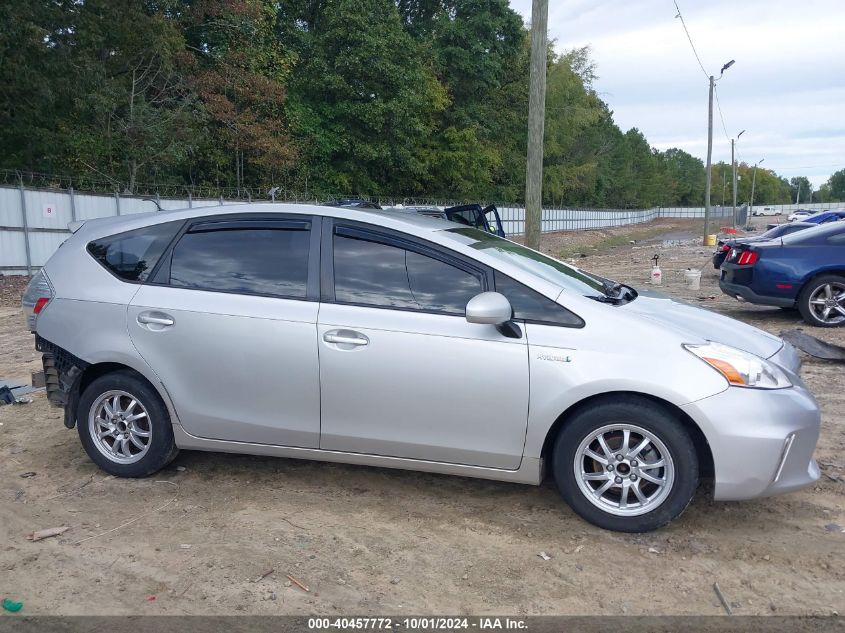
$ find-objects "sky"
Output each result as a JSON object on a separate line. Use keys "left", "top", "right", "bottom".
{"left": 509, "top": 0, "right": 845, "bottom": 190}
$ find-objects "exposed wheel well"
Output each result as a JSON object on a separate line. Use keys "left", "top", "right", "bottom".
{"left": 78, "top": 363, "right": 154, "bottom": 395}
{"left": 798, "top": 270, "right": 845, "bottom": 296}
{"left": 540, "top": 391, "right": 714, "bottom": 479}
{"left": 70, "top": 363, "right": 163, "bottom": 428}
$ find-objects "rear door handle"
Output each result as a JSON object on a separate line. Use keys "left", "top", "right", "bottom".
{"left": 323, "top": 330, "right": 369, "bottom": 347}
{"left": 137, "top": 312, "right": 175, "bottom": 327}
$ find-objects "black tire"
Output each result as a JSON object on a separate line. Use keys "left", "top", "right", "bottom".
{"left": 797, "top": 274, "right": 845, "bottom": 328}
{"left": 77, "top": 370, "right": 178, "bottom": 477}
{"left": 552, "top": 396, "right": 698, "bottom": 533}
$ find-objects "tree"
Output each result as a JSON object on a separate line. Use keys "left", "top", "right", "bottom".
{"left": 824, "top": 168, "right": 845, "bottom": 201}
{"left": 279, "top": 0, "right": 447, "bottom": 194}
{"left": 184, "top": 0, "right": 296, "bottom": 190}
{"left": 789, "top": 176, "right": 813, "bottom": 204}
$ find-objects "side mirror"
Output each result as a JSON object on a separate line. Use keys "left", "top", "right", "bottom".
{"left": 465, "top": 292, "right": 513, "bottom": 325}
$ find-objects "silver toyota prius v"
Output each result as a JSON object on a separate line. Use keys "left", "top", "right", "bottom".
{"left": 22, "top": 204, "right": 821, "bottom": 532}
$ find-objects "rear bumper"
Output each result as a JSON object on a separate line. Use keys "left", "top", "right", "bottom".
{"left": 682, "top": 382, "right": 820, "bottom": 500}
{"left": 718, "top": 278, "right": 795, "bottom": 307}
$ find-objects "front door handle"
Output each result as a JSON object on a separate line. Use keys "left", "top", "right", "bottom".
{"left": 323, "top": 330, "right": 369, "bottom": 347}
{"left": 137, "top": 312, "right": 175, "bottom": 327}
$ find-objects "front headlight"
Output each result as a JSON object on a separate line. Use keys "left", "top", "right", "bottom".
{"left": 684, "top": 342, "right": 792, "bottom": 389}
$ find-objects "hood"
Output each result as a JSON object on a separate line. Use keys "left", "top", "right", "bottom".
{"left": 622, "top": 289, "right": 783, "bottom": 359}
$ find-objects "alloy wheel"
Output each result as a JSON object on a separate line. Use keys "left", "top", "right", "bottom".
{"left": 573, "top": 423, "right": 675, "bottom": 517}
{"left": 88, "top": 390, "right": 152, "bottom": 464}
{"left": 808, "top": 282, "right": 845, "bottom": 325}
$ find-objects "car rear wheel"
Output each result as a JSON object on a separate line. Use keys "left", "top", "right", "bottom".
{"left": 77, "top": 371, "right": 178, "bottom": 477}
{"left": 552, "top": 397, "right": 698, "bottom": 532}
{"left": 798, "top": 275, "right": 845, "bottom": 328}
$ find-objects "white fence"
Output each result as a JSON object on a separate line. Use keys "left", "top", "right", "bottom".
{"left": 1, "top": 183, "right": 809, "bottom": 275}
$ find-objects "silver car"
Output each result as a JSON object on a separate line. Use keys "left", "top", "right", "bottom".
{"left": 22, "top": 205, "right": 820, "bottom": 532}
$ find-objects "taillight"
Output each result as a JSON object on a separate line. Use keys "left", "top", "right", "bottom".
{"left": 721, "top": 244, "right": 730, "bottom": 252}
{"left": 21, "top": 269, "right": 55, "bottom": 331}
{"left": 33, "top": 297, "right": 50, "bottom": 314}
{"left": 736, "top": 250, "right": 759, "bottom": 266}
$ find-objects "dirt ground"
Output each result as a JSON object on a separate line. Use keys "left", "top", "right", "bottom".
{"left": 1, "top": 218, "right": 843, "bottom": 617}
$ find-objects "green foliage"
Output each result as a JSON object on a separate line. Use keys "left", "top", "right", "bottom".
{"left": 821, "top": 168, "right": 845, "bottom": 201}
{"left": 0, "top": 0, "right": 838, "bottom": 206}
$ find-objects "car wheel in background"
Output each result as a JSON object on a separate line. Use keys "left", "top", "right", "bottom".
{"left": 77, "top": 370, "right": 178, "bottom": 477}
{"left": 798, "top": 275, "right": 845, "bottom": 328}
{"left": 552, "top": 396, "right": 698, "bottom": 532}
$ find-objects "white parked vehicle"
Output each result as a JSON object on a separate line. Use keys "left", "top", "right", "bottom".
{"left": 788, "top": 210, "right": 813, "bottom": 222}
{"left": 752, "top": 207, "right": 781, "bottom": 217}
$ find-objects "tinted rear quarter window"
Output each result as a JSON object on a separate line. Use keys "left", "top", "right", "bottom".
{"left": 168, "top": 224, "right": 310, "bottom": 297}
{"left": 87, "top": 221, "right": 181, "bottom": 282}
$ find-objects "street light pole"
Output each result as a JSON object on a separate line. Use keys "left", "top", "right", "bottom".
{"left": 704, "top": 75, "right": 715, "bottom": 244}
{"left": 749, "top": 158, "right": 764, "bottom": 217}
{"left": 731, "top": 129, "right": 745, "bottom": 228}
{"left": 704, "top": 60, "right": 735, "bottom": 244}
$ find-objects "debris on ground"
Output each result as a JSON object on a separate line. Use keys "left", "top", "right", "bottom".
{"left": 824, "top": 523, "right": 844, "bottom": 532}
{"left": 781, "top": 329, "right": 845, "bottom": 362}
{"left": 713, "top": 582, "right": 732, "bottom": 615}
{"left": 538, "top": 551, "right": 552, "bottom": 561}
{"left": 26, "top": 526, "right": 70, "bottom": 542}
{"left": 286, "top": 574, "right": 310, "bottom": 592}
{"left": 19, "top": 472, "right": 36, "bottom": 478}
{"left": 1, "top": 598, "right": 23, "bottom": 613}
{"left": 253, "top": 568, "right": 274, "bottom": 583}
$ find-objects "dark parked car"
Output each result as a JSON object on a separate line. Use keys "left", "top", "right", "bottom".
{"left": 395, "top": 204, "right": 506, "bottom": 237}
{"left": 719, "top": 222, "right": 845, "bottom": 327}
{"left": 712, "top": 222, "right": 815, "bottom": 269}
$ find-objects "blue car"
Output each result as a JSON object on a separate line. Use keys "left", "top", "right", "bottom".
{"left": 712, "top": 221, "right": 815, "bottom": 269}
{"left": 719, "top": 221, "right": 845, "bottom": 327}
{"left": 802, "top": 209, "right": 845, "bottom": 224}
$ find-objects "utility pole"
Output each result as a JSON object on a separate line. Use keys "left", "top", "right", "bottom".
{"left": 704, "top": 61, "right": 735, "bottom": 243}
{"left": 749, "top": 158, "right": 764, "bottom": 216}
{"left": 731, "top": 129, "right": 744, "bottom": 228}
{"left": 704, "top": 75, "right": 715, "bottom": 244}
{"left": 795, "top": 181, "right": 801, "bottom": 204}
{"left": 524, "top": 0, "right": 549, "bottom": 250}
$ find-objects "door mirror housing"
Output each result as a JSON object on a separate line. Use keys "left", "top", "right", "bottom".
{"left": 465, "top": 292, "right": 513, "bottom": 325}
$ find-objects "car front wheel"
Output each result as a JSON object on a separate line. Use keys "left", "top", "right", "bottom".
{"left": 553, "top": 397, "right": 698, "bottom": 532}
{"left": 798, "top": 275, "right": 845, "bottom": 328}
{"left": 77, "top": 370, "right": 178, "bottom": 477}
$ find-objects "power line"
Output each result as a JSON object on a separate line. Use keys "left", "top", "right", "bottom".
{"left": 713, "top": 86, "right": 731, "bottom": 143}
{"left": 673, "top": 0, "right": 709, "bottom": 79}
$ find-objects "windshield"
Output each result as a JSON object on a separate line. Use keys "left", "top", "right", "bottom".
{"left": 443, "top": 227, "right": 609, "bottom": 297}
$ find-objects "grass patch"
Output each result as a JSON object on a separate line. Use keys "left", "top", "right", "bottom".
{"left": 557, "top": 226, "right": 677, "bottom": 259}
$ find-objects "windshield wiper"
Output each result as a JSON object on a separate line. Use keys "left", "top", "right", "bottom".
{"left": 588, "top": 294, "right": 622, "bottom": 304}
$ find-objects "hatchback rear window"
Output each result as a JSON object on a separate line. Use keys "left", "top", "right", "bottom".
{"left": 87, "top": 221, "right": 181, "bottom": 282}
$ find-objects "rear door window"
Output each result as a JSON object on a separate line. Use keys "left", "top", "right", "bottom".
{"left": 87, "top": 221, "right": 181, "bottom": 282}
{"left": 167, "top": 220, "right": 310, "bottom": 298}
{"left": 332, "top": 231, "right": 484, "bottom": 314}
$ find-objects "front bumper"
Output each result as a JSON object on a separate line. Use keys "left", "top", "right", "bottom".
{"left": 682, "top": 382, "right": 820, "bottom": 500}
